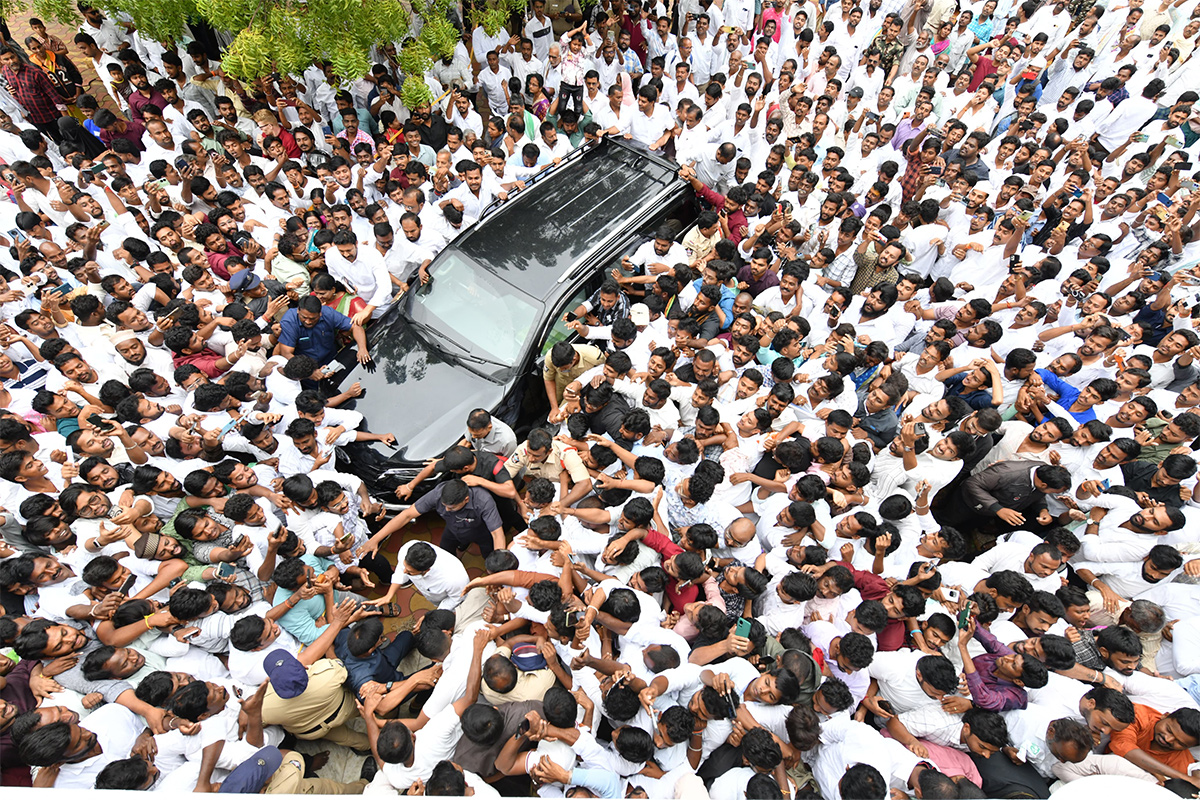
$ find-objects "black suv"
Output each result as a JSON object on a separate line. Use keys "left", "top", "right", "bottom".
{"left": 332, "top": 137, "right": 697, "bottom": 498}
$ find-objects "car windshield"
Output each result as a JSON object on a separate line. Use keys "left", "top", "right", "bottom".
{"left": 407, "top": 250, "right": 542, "bottom": 366}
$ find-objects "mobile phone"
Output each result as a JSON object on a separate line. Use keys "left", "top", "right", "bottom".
{"left": 518, "top": 718, "right": 531, "bottom": 735}
{"left": 217, "top": 416, "right": 242, "bottom": 440}
{"left": 181, "top": 628, "right": 199, "bottom": 640}
{"left": 216, "top": 562, "right": 236, "bottom": 578}
{"left": 1009, "top": 255, "right": 1022, "bottom": 269}
{"left": 1157, "top": 191, "right": 1174, "bottom": 207}
{"left": 877, "top": 699, "right": 894, "bottom": 714}
{"left": 913, "top": 422, "right": 927, "bottom": 438}
{"left": 1101, "top": 478, "right": 1112, "bottom": 490}
{"left": 119, "top": 574, "right": 137, "bottom": 595}
{"left": 90, "top": 163, "right": 107, "bottom": 176}
{"left": 944, "top": 587, "right": 961, "bottom": 603}
{"left": 7, "top": 228, "right": 26, "bottom": 243}
{"left": 174, "top": 156, "right": 192, "bottom": 171}
{"left": 1179, "top": 162, "right": 1194, "bottom": 172}
{"left": 829, "top": 305, "right": 841, "bottom": 318}
{"left": 734, "top": 617, "right": 752, "bottom": 638}
{"left": 1072, "top": 187, "right": 1083, "bottom": 198}
{"left": 957, "top": 607, "right": 972, "bottom": 630}
{"left": 1018, "top": 209, "right": 1034, "bottom": 222}
{"left": 87, "top": 413, "right": 116, "bottom": 432}
{"left": 564, "top": 311, "right": 578, "bottom": 322}
{"left": 168, "top": 577, "right": 182, "bottom": 589}
{"left": 928, "top": 165, "right": 943, "bottom": 175}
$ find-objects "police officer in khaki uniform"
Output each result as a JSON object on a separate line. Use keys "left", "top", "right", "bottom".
{"left": 504, "top": 427, "right": 592, "bottom": 504}
{"left": 218, "top": 744, "right": 368, "bottom": 794}
{"left": 543, "top": 341, "right": 606, "bottom": 420}
{"left": 259, "top": 650, "right": 370, "bottom": 751}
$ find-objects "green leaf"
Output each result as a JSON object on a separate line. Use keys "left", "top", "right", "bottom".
{"left": 400, "top": 73, "right": 433, "bottom": 109}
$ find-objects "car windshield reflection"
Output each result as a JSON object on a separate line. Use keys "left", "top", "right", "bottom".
{"left": 406, "top": 251, "right": 542, "bottom": 367}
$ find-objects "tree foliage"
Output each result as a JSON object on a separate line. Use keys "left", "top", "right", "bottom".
{"left": 12, "top": 0, "right": 533, "bottom": 99}
{"left": 468, "top": 0, "right": 525, "bottom": 36}
{"left": 12, "top": 0, "right": 474, "bottom": 87}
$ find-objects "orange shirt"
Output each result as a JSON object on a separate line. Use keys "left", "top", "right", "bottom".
{"left": 1108, "top": 703, "right": 1194, "bottom": 775}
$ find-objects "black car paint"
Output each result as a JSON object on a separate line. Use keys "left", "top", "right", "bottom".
{"left": 330, "top": 138, "right": 697, "bottom": 497}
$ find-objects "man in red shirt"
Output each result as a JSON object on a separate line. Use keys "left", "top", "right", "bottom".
{"left": 164, "top": 326, "right": 247, "bottom": 378}
{"left": 254, "top": 108, "right": 301, "bottom": 158}
{"left": 0, "top": 48, "right": 63, "bottom": 142}
{"left": 807, "top": 558, "right": 930, "bottom": 651}
{"left": 679, "top": 164, "right": 750, "bottom": 244}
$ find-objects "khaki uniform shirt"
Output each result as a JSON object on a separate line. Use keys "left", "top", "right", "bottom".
{"left": 480, "top": 648, "right": 559, "bottom": 705}
{"left": 260, "top": 658, "right": 355, "bottom": 737}
{"left": 542, "top": 343, "right": 605, "bottom": 403}
{"left": 504, "top": 438, "right": 589, "bottom": 484}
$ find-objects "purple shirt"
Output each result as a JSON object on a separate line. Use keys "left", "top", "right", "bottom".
{"left": 965, "top": 625, "right": 1027, "bottom": 711}
{"left": 737, "top": 263, "right": 780, "bottom": 297}
{"left": 891, "top": 117, "right": 929, "bottom": 153}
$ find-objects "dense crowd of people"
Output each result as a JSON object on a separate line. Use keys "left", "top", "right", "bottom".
{"left": 5, "top": 0, "right": 1200, "bottom": 797}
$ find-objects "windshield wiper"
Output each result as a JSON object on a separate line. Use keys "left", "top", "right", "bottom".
{"left": 401, "top": 315, "right": 507, "bottom": 368}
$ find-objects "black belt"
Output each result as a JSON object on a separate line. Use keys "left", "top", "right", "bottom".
{"left": 294, "top": 690, "right": 347, "bottom": 736}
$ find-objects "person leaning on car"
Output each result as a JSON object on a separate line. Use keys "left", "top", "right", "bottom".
{"left": 543, "top": 340, "right": 605, "bottom": 421}
{"left": 277, "top": 295, "right": 368, "bottom": 367}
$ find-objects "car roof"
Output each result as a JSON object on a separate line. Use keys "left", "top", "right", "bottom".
{"left": 451, "top": 140, "right": 681, "bottom": 298}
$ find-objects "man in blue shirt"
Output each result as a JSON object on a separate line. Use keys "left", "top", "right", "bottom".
{"left": 333, "top": 616, "right": 415, "bottom": 693}
{"left": 277, "top": 295, "right": 369, "bottom": 366}
{"left": 690, "top": 261, "right": 737, "bottom": 330}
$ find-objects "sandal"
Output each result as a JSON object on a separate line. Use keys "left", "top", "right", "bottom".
{"left": 376, "top": 602, "right": 403, "bottom": 618}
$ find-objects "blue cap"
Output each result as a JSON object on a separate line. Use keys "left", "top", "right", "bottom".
{"left": 264, "top": 649, "right": 308, "bottom": 698}
{"left": 219, "top": 746, "right": 282, "bottom": 793}
{"left": 230, "top": 269, "right": 261, "bottom": 292}
{"left": 510, "top": 642, "right": 548, "bottom": 671}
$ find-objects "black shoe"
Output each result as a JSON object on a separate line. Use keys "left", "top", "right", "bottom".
{"left": 360, "top": 756, "right": 378, "bottom": 782}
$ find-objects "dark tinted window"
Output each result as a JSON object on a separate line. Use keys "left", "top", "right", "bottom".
{"left": 457, "top": 145, "right": 679, "bottom": 292}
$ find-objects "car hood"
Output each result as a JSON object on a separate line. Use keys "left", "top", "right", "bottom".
{"left": 336, "top": 316, "right": 508, "bottom": 466}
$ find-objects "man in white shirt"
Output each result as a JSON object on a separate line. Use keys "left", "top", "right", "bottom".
{"left": 628, "top": 85, "right": 677, "bottom": 151}
{"left": 322, "top": 230, "right": 396, "bottom": 324}
{"left": 371, "top": 540, "right": 470, "bottom": 611}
